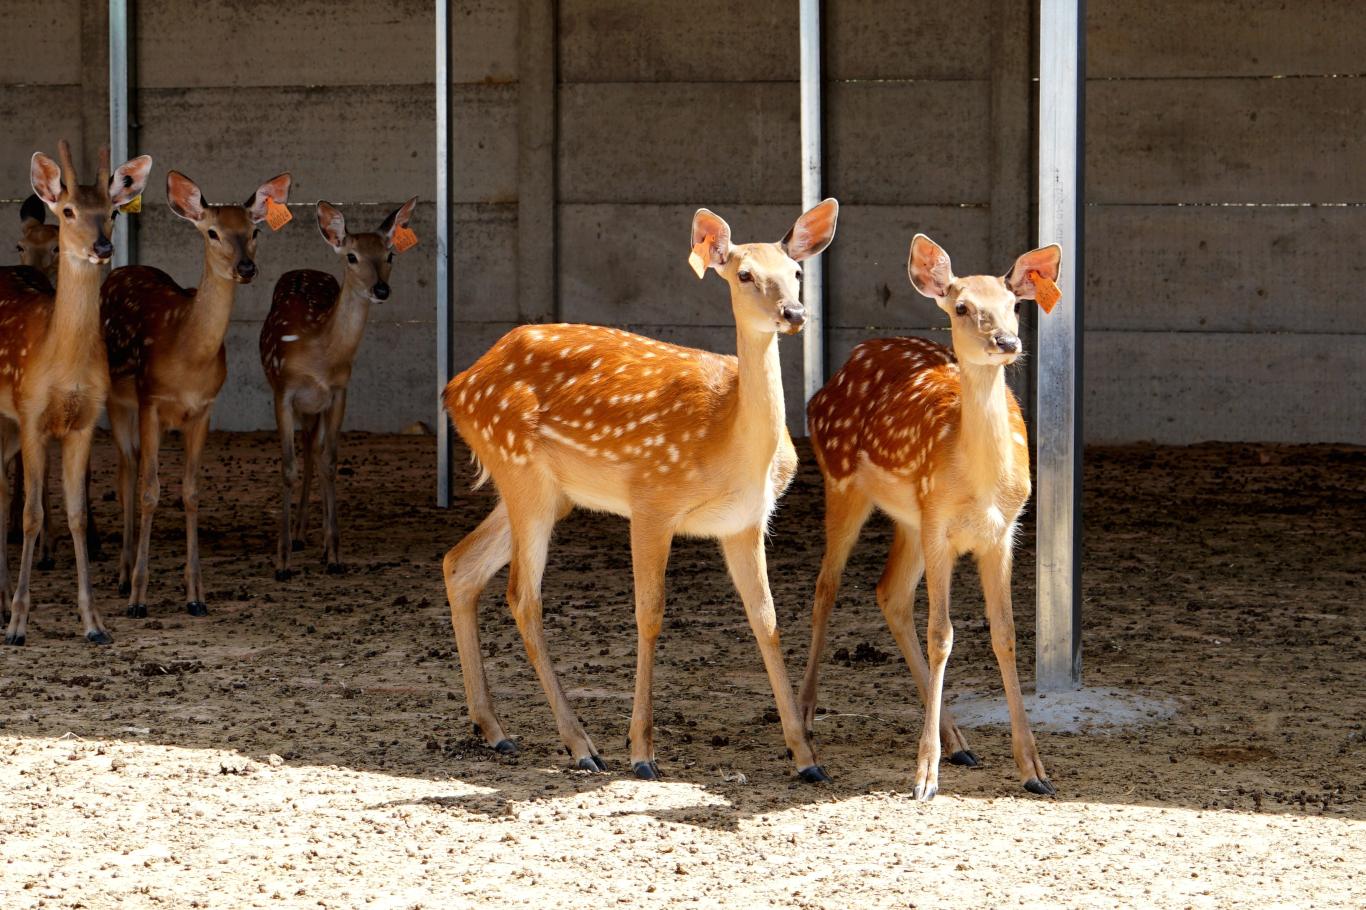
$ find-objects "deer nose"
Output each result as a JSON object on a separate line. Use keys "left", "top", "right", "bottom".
{"left": 994, "top": 333, "right": 1021, "bottom": 354}
{"left": 235, "top": 260, "right": 257, "bottom": 281}
{"left": 92, "top": 236, "right": 113, "bottom": 260}
{"left": 372, "top": 282, "right": 390, "bottom": 301}
{"left": 780, "top": 302, "right": 806, "bottom": 327}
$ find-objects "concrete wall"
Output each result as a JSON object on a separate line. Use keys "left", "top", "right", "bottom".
{"left": 1, "top": 0, "right": 1362, "bottom": 443}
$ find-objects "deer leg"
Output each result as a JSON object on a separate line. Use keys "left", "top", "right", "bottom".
{"left": 798, "top": 483, "right": 872, "bottom": 731}
{"left": 6, "top": 455, "right": 19, "bottom": 545}
{"left": 721, "top": 525, "right": 825, "bottom": 782}
{"left": 35, "top": 445, "right": 54, "bottom": 571}
{"left": 913, "top": 534, "right": 955, "bottom": 801}
{"left": 626, "top": 517, "right": 674, "bottom": 779}
{"left": 273, "top": 394, "right": 298, "bottom": 580}
{"left": 320, "top": 388, "right": 346, "bottom": 572}
{"left": 443, "top": 499, "right": 516, "bottom": 753}
{"left": 62, "top": 426, "right": 108, "bottom": 643}
{"left": 83, "top": 463, "right": 101, "bottom": 561}
{"left": 5, "top": 426, "right": 48, "bottom": 645}
{"left": 109, "top": 401, "right": 139, "bottom": 601}
{"left": 877, "top": 522, "right": 977, "bottom": 766}
{"left": 181, "top": 411, "right": 211, "bottom": 616}
{"left": 294, "top": 414, "right": 318, "bottom": 550}
{"left": 503, "top": 480, "right": 602, "bottom": 770}
{"left": 127, "top": 407, "right": 162, "bottom": 618}
{"left": 0, "top": 420, "right": 14, "bottom": 624}
{"left": 978, "top": 543, "right": 1053, "bottom": 796}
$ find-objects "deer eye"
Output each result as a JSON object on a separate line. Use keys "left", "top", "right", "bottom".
{"left": 253, "top": 228, "right": 261, "bottom": 239}
{"left": 14, "top": 244, "right": 21, "bottom": 253}
{"left": 387, "top": 253, "right": 394, "bottom": 264}
{"left": 1014, "top": 301, "right": 1022, "bottom": 314}
{"left": 795, "top": 269, "right": 803, "bottom": 281}
{"left": 207, "top": 229, "right": 219, "bottom": 241}
{"left": 738, "top": 269, "right": 753, "bottom": 283}
{"left": 62, "top": 208, "right": 74, "bottom": 219}
{"left": 954, "top": 302, "right": 968, "bottom": 316}
{"left": 347, "top": 253, "right": 358, "bottom": 264}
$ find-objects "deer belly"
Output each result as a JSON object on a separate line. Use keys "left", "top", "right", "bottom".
{"left": 676, "top": 484, "right": 775, "bottom": 538}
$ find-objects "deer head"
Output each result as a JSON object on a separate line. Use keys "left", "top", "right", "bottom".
{"left": 167, "top": 170, "right": 292, "bottom": 284}
{"left": 30, "top": 141, "right": 152, "bottom": 266}
{"left": 16, "top": 194, "right": 60, "bottom": 282}
{"left": 908, "top": 233, "right": 1062, "bottom": 367}
{"left": 691, "top": 199, "right": 839, "bottom": 336}
{"left": 316, "top": 196, "right": 418, "bottom": 303}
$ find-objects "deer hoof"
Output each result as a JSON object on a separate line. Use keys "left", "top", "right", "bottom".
{"left": 1024, "top": 777, "right": 1056, "bottom": 797}
{"left": 4, "top": 633, "right": 25, "bottom": 647}
{"left": 274, "top": 568, "right": 295, "bottom": 582}
{"left": 575, "top": 754, "right": 607, "bottom": 773}
{"left": 126, "top": 603, "right": 148, "bottom": 619}
{"left": 798, "top": 765, "right": 831, "bottom": 784}
{"left": 186, "top": 601, "right": 209, "bottom": 617}
{"left": 324, "top": 562, "right": 345, "bottom": 576}
{"left": 291, "top": 539, "right": 305, "bottom": 552}
{"left": 36, "top": 555, "right": 55, "bottom": 571}
{"left": 492, "top": 739, "right": 518, "bottom": 756}
{"left": 913, "top": 781, "right": 938, "bottom": 801}
{"left": 632, "top": 760, "right": 661, "bottom": 781}
{"left": 948, "top": 750, "right": 981, "bottom": 768}
{"left": 86, "top": 630, "right": 113, "bottom": 645}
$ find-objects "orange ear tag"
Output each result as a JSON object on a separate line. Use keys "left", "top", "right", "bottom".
{"left": 688, "top": 234, "right": 713, "bottom": 279}
{"left": 118, "top": 195, "right": 142, "bottom": 215}
{"left": 1030, "top": 270, "right": 1061, "bottom": 314}
{"left": 392, "top": 224, "right": 419, "bottom": 254}
{"left": 264, "top": 197, "right": 293, "bottom": 231}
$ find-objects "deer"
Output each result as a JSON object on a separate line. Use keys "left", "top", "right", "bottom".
{"left": 441, "top": 200, "right": 840, "bottom": 781}
{"left": 260, "top": 196, "right": 418, "bottom": 579}
{"left": 101, "top": 169, "right": 291, "bottom": 619}
{"left": 798, "top": 233, "right": 1062, "bottom": 800}
{"left": 8, "top": 195, "right": 103, "bottom": 568}
{"left": 0, "top": 141, "right": 152, "bottom": 645}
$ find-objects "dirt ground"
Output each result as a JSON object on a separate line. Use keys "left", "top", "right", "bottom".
{"left": 0, "top": 432, "right": 1362, "bottom": 909}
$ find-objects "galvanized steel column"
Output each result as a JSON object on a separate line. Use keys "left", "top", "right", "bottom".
{"left": 798, "top": 0, "right": 823, "bottom": 428}
{"left": 436, "top": 0, "right": 455, "bottom": 507}
{"left": 1036, "top": 0, "right": 1085, "bottom": 690}
{"left": 109, "top": 0, "right": 131, "bottom": 268}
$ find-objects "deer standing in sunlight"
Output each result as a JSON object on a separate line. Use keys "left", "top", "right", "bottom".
{"left": 9, "top": 195, "right": 103, "bottom": 568}
{"left": 799, "top": 233, "right": 1062, "bottom": 800}
{"left": 102, "top": 169, "right": 291, "bottom": 618}
{"left": 441, "top": 201, "right": 839, "bottom": 781}
{"left": 0, "top": 142, "right": 152, "bottom": 645}
{"left": 260, "top": 196, "right": 418, "bottom": 579}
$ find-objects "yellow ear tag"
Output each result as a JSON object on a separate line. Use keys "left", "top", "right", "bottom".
{"left": 1030, "top": 270, "right": 1061, "bottom": 314}
{"left": 118, "top": 195, "right": 142, "bottom": 215}
{"left": 688, "top": 234, "right": 713, "bottom": 279}
{"left": 392, "top": 224, "right": 419, "bottom": 254}
{"left": 264, "top": 197, "right": 293, "bottom": 231}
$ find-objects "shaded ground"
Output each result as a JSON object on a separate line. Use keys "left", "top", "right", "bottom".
{"left": 1, "top": 433, "right": 1362, "bottom": 908}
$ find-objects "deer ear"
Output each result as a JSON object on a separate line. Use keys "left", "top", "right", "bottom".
{"left": 1005, "top": 244, "right": 1063, "bottom": 299}
{"left": 167, "top": 170, "right": 205, "bottom": 223}
{"left": 30, "top": 153, "right": 64, "bottom": 206}
{"left": 110, "top": 155, "right": 152, "bottom": 208}
{"left": 908, "top": 233, "right": 954, "bottom": 299}
{"left": 246, "top": 173, "right": 292, "bottom": 223}
{"left": 20, "top": 194, "right": 46, "bottom": 226}
{"left": 316, "top": 202, "right": 347, "bottom": 252}
{"left": 689, "top": 208, "right": 731, "bottom": 278}
{"left": 781, "top": 198, "right": 839, "bottom": 262}
{"left": 379, "top": 195, "right": 418, "bottom": 247}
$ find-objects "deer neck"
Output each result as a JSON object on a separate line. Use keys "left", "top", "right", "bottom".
{"left": 956, "top": 359, "right": 1017, "bottom": 485}
{"left": 180, "top": 261, "right": 240, "bottom": 364}
{"left": 322, "top": 272, "right": 373, "bottom": 362}
{"left": 44, "top": 251, "right": 106, "bottom": 368}
{"left": 727, "top": 321, "right": 786, "bottom": 471}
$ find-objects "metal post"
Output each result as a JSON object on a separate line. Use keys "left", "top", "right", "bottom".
{"left": 109, "top": 0, "right": 131, "bottom": 268}
{"left": 1035, "top": 0, "right": 1084, "bottom": 690}
{"left": 798, "top": 0, "right": 823, "bottom": 429}
{"left": 435, "top": 0, "right": 455, "bottom": 507}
